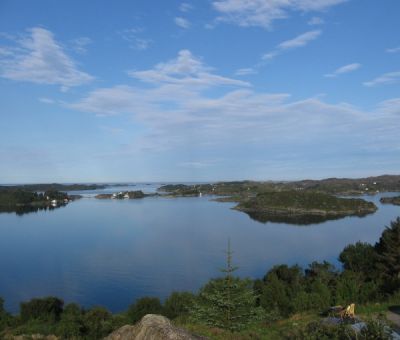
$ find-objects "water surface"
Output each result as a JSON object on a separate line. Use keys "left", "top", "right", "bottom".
{"left": 0, "top": 186, "right": 399, "bottom": 313}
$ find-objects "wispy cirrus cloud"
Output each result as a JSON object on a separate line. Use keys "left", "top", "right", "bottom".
{"left": 263, "top": 30, "right": 321, "bottom": 60}
{"left": 0, "top": 27, "right": 94, "bottom": 91}
{"left": 128, "top": 49, "right": 250, "bottom": 87}
{"left": 363, "top": 71, "right": 400, "bottom": 87}
{"left": 235, "top": 68, "right": 257, "bottom": 76}
{"left": 212, "top": 0, "right": 347, "bottom": 28}
{"left": 118, "top": 28, "right": 152, "bottom": 51}
{"left": 324, "top": 63, "right": 361, "bottom": 78}
{"left": 67, "top": 49, "right": 400, "bottom": 164}
{"left": 386, "top": 46, "right": 400, "bottom": 54}
{"left": 174, "top": 17, "right": 191, "bottom": 29}
{"left": 308, "top": 16, "right": 324, "bottom": 25}
{"left": 70, "top": 37, "right": 92, "bottom": 54}
{"left": 179, "top": 3, "right": 193, "bottom": 12}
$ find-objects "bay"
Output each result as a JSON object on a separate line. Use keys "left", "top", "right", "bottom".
{"left": 0, "top": 185, "right": 399, "bottom": 313}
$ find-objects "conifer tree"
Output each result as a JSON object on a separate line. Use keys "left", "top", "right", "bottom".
{"left": 375, "top": 217, "right": 400, "bottom": 293}
{"left": 191, "top": 239, "right": 264, "bottom": 331}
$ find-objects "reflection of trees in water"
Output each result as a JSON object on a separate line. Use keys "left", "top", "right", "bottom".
{"left": 0, "top": 204, "right": 66, "bottom": 216}
{"left": 244, "top": 211, "right": 371, "bottom": 226}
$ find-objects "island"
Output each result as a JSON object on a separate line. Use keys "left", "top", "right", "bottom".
{"left": 380, "top": 196, "right": 400, "bottom": 206}
{"left": 95, "top": 190, "right": 157, "bottom": 199}
{"left": 0, "top": 188, "right": 81, "bottom": 215}
{"left": 233, "top": 191, "right": 378, "bottom": 224}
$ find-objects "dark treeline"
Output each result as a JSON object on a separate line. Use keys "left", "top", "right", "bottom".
{"left": 1, "top": 218, "right": 400, "bottom": 339}
{"left": 0, "top": 184, "right": 105, "bottom": 192}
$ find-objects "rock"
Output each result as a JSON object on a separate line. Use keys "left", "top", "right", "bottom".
{"left": 104, "top": 314, "right": 207, "bottom": 340}
{"left": 6, "top": 335, "right": 59, "bottom": 340}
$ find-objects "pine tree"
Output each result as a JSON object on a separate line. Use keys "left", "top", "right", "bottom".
{"left": 375, "top": 217, "right": 400, "bottom": 293}
{"left": 191, "top": 239, "right": 264, "bottom": 331}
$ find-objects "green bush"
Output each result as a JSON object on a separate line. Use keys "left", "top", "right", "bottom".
{"left": 83, "top": 306, "right": 113, "bottom": 339}
{"left": 20, "top": 297, "right": 63, "bottom": 323}
{"left": 127, "top": 297, "right": 163, "bottom": 323}
{"left": 164, "top": 292, "right": 195, "bottom": 319}
{"left": 286, "top": 321, "right": 354, "bottom": 339}
{"left": 56, "top": 303, "right": 84, "bottom": 338}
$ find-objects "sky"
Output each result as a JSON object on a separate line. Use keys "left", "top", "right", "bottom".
{"left": 0, "top": 0, "right": 399, "bottom": 183}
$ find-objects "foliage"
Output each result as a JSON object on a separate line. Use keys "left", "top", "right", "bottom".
{"left": 164, "top": 291, "right": 195, "bottom": 319}
{"left": 83, "top": 306, "right": 113, "bottom": 339}
{"left": 375, "top": 217, "right": 400, "bottom": 293}
{"left": 20, "top": 297, "right": 64, "bottom": 323}
{"left": 339, "top": 242, "right": 378, "bottom": 279}
{"left": 237, "top": 190, "right": 377, "bottom": 214}
{"left": 127, "top": 297, "right": 163, "bottom": 323}
{"left": 359, "top": 318, "right": 393, "bottom": 339}
{"left": 56, "top": 303, "right": 85, "bottom": 338}
{"left": 284, "top": 321, "right": 356, "bottom": 339}
{"left": 191, "top": 241, "right": 263, "bottom": 331}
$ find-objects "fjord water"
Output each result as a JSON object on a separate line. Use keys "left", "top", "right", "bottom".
{"left": 0, "top": 186, "right": 399, "bottom": 313}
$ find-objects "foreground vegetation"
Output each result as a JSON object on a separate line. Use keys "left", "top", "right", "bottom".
{"left": 1, "top": 218, "right": 400, "bottom": 339}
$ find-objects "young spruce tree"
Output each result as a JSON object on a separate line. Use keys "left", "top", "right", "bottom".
{"left": 191, "top": 239, "right": 264, "bottom": 331}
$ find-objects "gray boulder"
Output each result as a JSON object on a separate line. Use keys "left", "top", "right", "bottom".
{"left": 104, "top": 314, "right": 207, "bottom": 340}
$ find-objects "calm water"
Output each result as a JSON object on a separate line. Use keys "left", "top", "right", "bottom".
{"left": 0, "top": 185, "right": 399, "bottom": 313}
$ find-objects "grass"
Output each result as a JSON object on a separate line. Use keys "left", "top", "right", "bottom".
{"left": 175, "top": 313, "right": 319, "bottom": 339}
{"left": 176, "top": 300, "right": 400, "bottom": 339}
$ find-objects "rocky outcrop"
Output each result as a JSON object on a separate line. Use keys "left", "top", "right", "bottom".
{"left": 104, "top": 314, "right": 207, "bottom": 340}
{"left": 5, "top": 335, "right": 59, "bottom": 340}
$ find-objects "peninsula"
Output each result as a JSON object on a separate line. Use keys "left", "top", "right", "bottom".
{"left": 380, "top": 196, "right": 400, "bottom": 206}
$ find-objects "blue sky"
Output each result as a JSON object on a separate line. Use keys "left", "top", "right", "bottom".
{"left": 0, "top": 0, "right": 399, "bottom": 183}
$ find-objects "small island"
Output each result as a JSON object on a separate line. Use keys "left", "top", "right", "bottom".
{"left": 0, "top": 188, "right": 81, "bottom": 215}
{"left": 233, "top": 191, "right": 378, "bottom": 224}
{"left": 95, "top": 190, "right": 156, "bottom": 199}
{"left": 380, "top": 196, "right": 400, "bottom": 206}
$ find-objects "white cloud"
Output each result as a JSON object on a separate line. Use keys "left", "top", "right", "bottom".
{"left": 174, "top": 17, "right": 191, "bottom": 29}
{"left": 128, "top": 49, "right": 250, "bottom": 88}
{"left": 119, "top": 28, "right": 152, "bottom": 51}
{"left": 212, "top": 0, "right": 347, "bottom": 28}
{"left": 308, "top": 16, "right": 324, "bottom": 25}
{"left": 0, "top": 27, "right": 94, "bottom": 90}
{"left": 179, "top": 160, "right": 219, "bottom": 168}
{"left": 66, "top": 49, "right": 400, "bottom": 161}
{"left": 179, "top": 3, "right": 193, "bottom": 12}
{"left": 386, "top": 46, "right": 400, "bottom": 54}
{"left": 363, "top": 71, "right": 400, "bottom": 87}
{"left": 377, "top": 98, "right": 400, "bottom": 115}
{"left": 39, "top": 97, "right": 55, "bottom": 104}
{"left": 324, "top": 63, "right": 361, "bottom": 78}
{"left": 279, "top": 30, "right": 321, "bottom": 49}
{"left": 263, "top": 30, "right": 321, "bottom": 60}
{"left": 71, "top": 37, "right": 92, "bottom": 54}
{"left": 235, "top": 68, "right": 257, "bottom": 76}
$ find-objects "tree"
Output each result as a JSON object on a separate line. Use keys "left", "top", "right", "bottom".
{"left": 375, "top": 218, "right": 400, "bottom": 293}
{"left": 260, "top": 264, "right": 304, "bottom": 316}
{"left": 83, "top": 306, "right": 112, "bottom": 339}
{"left": 191, "top": 240, "right": 263, "bottom": 331}
{"left": 339, "top": 242, "right": 378, "bottom": 279}
{"left": 20, "top": 297, "right": 64, "bottom": 323}
{"left": 0, "top": 297, "right": 4, "bottom": 316}
{"left": 127, "top": 297, "right": 163, "bottom": 323}
{"left": 57, "top": 303, "right": 84, "bottom": 338}
{"left": 164, "top": 292, "right": 195, "bottom": 319}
